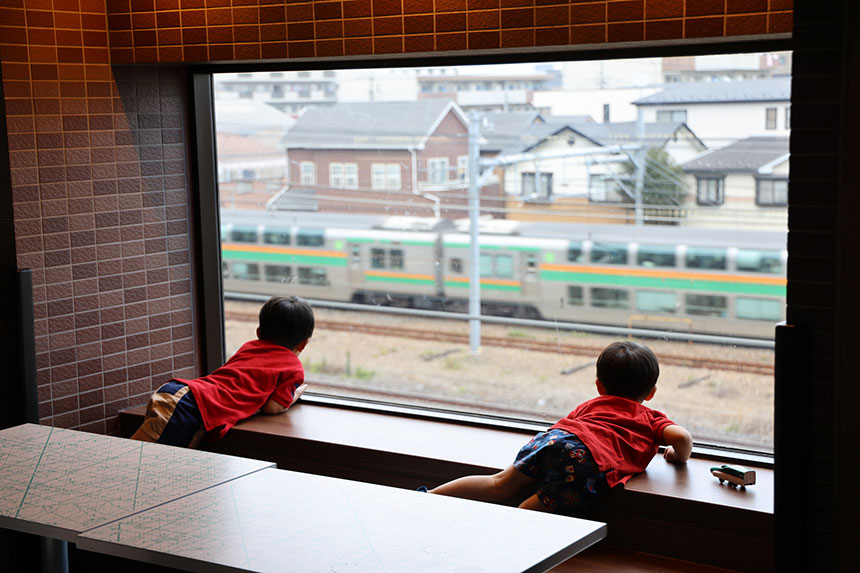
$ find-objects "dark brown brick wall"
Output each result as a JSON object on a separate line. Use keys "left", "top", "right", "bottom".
{"left": 103, "top": 0, "right": 793, "bottom": 64}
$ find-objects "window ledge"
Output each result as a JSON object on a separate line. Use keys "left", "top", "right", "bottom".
{"left": 119, "top": 399, "right": 773, "bottom": 570}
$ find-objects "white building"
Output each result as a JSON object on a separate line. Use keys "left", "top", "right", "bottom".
{"left": 214, "top": 71, "right": 338, "bottom": 114}
{"left": 633, "top": 78, "right": 791, "bottom": 148}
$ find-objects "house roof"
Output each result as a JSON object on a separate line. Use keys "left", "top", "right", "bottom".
{"left": 216, "top": 133, "right": 282, "bottom": 159}
{"left": 214, "top": 99, "right": 296, "bottom": 135}
{"left": 569, "top": 121, "right": 706, "bottom": 149}
{"left": 282, "top": 100, "right": 467, "bottom": 150}
{"left": 633, "top": 77, "right": 791, "bottom": 105}
{"left": 477, "top": 111, "right": 544, "bottom": 151}
{"left": 683, "top": 136, "right": 790, "bottom": 173}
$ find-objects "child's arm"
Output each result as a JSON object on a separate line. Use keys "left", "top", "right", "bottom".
{"left": 662, "top": 424, "right": 693, "bottom": 464}
{"left": 261, "top": 383, "right": 307, "bottom": 415}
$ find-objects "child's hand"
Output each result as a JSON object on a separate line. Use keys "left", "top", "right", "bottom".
{"left": 663, "top": 446, "right": 686, "bottom": 464}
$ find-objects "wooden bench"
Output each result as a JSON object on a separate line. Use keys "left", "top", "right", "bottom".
{"left": 120, "top": 400, "right": 772, "bottom": 571}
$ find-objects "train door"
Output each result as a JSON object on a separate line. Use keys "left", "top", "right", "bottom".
{"left": 521, "top": 252, "right": 540, "bottom": 299}
{"left": 347, "top": 242, "right": 364, "bottom": 284}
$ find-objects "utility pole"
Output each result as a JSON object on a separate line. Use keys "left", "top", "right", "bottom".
{"left": 633, "top": 106, "right": 645, "bottom": 225}
{"left": 467, "top": 113, "right": 481, "bottom": 354}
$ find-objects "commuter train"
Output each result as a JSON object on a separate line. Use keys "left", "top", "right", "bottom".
{"left": 220, "top": 210, "right": 787, "bottom": 340}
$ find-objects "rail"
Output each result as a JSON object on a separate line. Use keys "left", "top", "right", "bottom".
{"left": 225, "top": 291, "right": 776, "bottom": 349}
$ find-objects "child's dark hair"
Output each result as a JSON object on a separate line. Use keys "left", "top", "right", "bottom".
{"left": 257, "top": 296, "right": 315, "bottom": 350}
{"left": 596, "top": 341, "right": 660, "bottom": 401}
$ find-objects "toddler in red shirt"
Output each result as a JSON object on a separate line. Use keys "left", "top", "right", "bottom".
{"left": 131, "top": 296, "right": 314, "bottom": 448}
{"left": 429, "top": 341, "right": 692, "bottom": 516}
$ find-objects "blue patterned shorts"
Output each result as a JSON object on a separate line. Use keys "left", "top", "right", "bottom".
{"left": 514, "top": 428, "right": 608, "bottom": 517}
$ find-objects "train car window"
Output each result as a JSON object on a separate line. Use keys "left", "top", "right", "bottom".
{"left": 263, "top": 229, "right": 291, "bottom": 245}
{"left": 495, "top": 255, "right": 514, "bottom": 278}
{"left": 479, "top": 253, "right": 493, "bottom": 277}
{"left": 298, "top": 267, "right": 328, "bottom": 286}
{"left": 297, "top": 230, "right": 324, "bottom": 247}
{"left": 371, "top": 248, "right": 386, "bottom": 269}
{"left": 590, "top": 243, "right": 628, "bottom": 265}
{"left": 590, "top": 287, "right": 630, "bottom": 309}
{"left": 736, "top": 297, "right": 783, "bottom": 321}
{"left": 685, "top": 294, "right": 729, "bottom": 317}
{"left": 232, "top": 262, "right": 260, "bottom": 281}
{"left": 389, "top": 249, "right": 404, "bottom": 270}
{"left": 685, "top": 248, "right": 728, "bottom": 270}
{"left": 636, "top": 291, "right": 678, "bottom": 313}
{"left": 450, "top": 258, "right": 463, "bottom": 274}
{"left": 568, "top": 242, "right": 584, "bottom": 262}
{"left": 567, "top": 286, "right": 584, "bottom": 306}
{"left": 638, "top": 245, "right": 677, "bottom": 268}
{"left": 221, "top": 261, "right": 228, "bottom": 279}
{"left": 264, "top": 264, "right": 292, "bottom": 283}
{"left": 736, "top": 249, "right": 783, "bottom": 274}
{"left": 231, "top": 227, "right": 258, "bottom": 243}
{"left": 350, "top": 245, "right": 361, "bottom": 263}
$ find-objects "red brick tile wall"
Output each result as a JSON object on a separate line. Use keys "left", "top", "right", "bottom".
{"left": 0, "top": 1, "right": 196, "bottom": 434}
{"left": 105, "top": 0, "right": 793, "bottom": 64}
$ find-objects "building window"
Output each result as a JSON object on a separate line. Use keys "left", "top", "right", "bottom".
{"left": 330, "top": 163, "right": 358, "bottom": 189}
{"left": 756, "top": 178, "right": 788, "bottom": 206}
{"left": 785, "top": 106, "right": 791, "bottom": 129}
{"left": 521, "top": 172, "right": 553, "bottom": 197}
{"left": 656, "top": 109, "right": 687, "bottom": 123}
{"left": 765, "top": 107, "right": 777, "bottom": 129}
{"left": 457, "top": 155, "right": 469, "bottom": 181}
{"left": 300, "top": 162, "right": 315, "bottom": 186}
{"left": 696, "top": 177, "right": 724, "bottom": 206}
{"left": 427, "top": 158, "right": 449, "bottom": 184}
{"left": 371, "top": 163, "right": 402, "bottom": 190}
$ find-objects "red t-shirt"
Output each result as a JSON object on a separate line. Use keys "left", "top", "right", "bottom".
{"left": 551, "top": 395, "right": 675, "bottom": 487}
{"left": 180, "top": 339, "right": 304, "bottom": 440}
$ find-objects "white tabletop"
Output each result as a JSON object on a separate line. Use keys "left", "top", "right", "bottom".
{"left": 0, "top": 424, "right": 273, "bottom": 541}
{"left": 78, "top": 467, "right": 606, "bottom": 573}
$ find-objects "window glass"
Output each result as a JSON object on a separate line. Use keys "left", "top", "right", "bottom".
{"left": 214, "top": 52, "right": 790, "bottom": 455}
{"left": 231, "top": 227, "right": 258, "bottom": 243}
{"left": 685, "top": 294, "right": 728, "bottom": 317}
{"left": 736, "top": 297, "right": 783, "bottom": 321}
{"left": 637, "top": 245, "right": 676, "bottom": 268}
{"left": 636, "top": 291, "right": 677, "bottom": 313}
{"left": 590, "top": 242, "right": 628, "bottom": 265}
{"left": 568, "top": 242, "right": 583, "bottom": 262}
{"left": 591, "top": 287, "right": 629, "bottom": 309}
{"left": 298, "top": 267, "right": 328, "bottom": 285}
{"left": 371, "top": 248, "right": 386, "bottom": 269}
{"left": 686, "top": 248, "right": 728, "bottom": 270}
{"left": 263, "top": 228, "right": 291, "bottom": 245}
{"left": 297, "top": 230, "right": 324, "bottom": 247}
{"left": 567, "top": 285, "right": 584, "bottom": 306}
{"left": 737, "top": 249, "right": 783, "bottom": 274}
{"left": 231, "top": 262, "right": 260, "bottom": 281}
{"left": 264, "top": 264, "right": 291, "bottom": 283}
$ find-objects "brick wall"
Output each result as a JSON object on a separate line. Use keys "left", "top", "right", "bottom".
{"left": 0, "top": 2, "right": 794, "bottom": 431}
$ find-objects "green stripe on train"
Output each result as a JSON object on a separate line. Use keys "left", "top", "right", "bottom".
{"left": 223, "top": 251, "right": 347, "bottom": 267}
{"left": 539, "top": 270, "right": 786, "bottom": 296}
{"left": 444, "top": 281, "right": 521, "bottom": 292}
{"left": 364, "top": 275, "right": 436, "bottom": 286}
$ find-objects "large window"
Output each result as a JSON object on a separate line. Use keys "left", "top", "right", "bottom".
{"left": 212, "top": 52, "right": 790, "bottom": 455}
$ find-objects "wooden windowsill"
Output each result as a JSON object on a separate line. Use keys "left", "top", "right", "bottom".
{"left": 118, "top": 399, "right": 773, "bottom": 570}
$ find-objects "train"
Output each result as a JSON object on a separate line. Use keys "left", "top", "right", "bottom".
{"left": 219, "top": 210, "right": 787, "bottom": 340}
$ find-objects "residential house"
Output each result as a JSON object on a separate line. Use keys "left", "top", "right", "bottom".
{"left": 273, "top": 100, "right": 503, "bottom": 218}
{"left": 633, "top": 78, "right": 791, "bottom": 147}
{"left": 214, "top": 70, "right": 338, "bottom": 114}
{"left": 681, "top": 136, "right": 789, "bottom": 230}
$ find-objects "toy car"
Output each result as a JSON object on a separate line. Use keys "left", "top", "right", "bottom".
{"left": 710, "top": 464, "right": 756, "bottom": 488}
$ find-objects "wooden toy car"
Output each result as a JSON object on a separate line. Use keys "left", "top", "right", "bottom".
{"left": 710, "top": 464, "right": 756, "bottom": 488}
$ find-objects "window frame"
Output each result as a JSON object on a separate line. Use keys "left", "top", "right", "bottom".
{"left": 696, "top": 176, "right": 725, "bottom": 206}
{"left": 756, "top": 177, "right": 788, "bottom": 207}
{"left": 191, "top": 37, "right": 792, "bottom": 462}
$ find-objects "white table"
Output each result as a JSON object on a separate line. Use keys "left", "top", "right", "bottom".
{"left": 0, "top": 424, "right": 273, "bottom": 571}
{"left": 78, "top": 467, "right": 606, "bottom": 572}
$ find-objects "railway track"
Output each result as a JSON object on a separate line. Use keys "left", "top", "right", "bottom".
{"left": 225, "top": 310, "right": 774, "bottom": 376}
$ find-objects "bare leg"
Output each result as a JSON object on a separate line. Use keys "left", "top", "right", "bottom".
{"left": 518, "top": 493, "right": 550, "bottom": 513}
{"left": 430, "top": 465, "right": 537, "bottom": 504}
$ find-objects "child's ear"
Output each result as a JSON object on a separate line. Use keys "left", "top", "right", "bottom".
{"left": 644, "top": 386, "right": 657, "bottom": 401}
{"left": 294, "top": 338, "right": 309, "bottom": 354}
{"left": 256, "top": 327, "right": 261, "bottom": 338}
{"left": 595, "top": 379, "right": 607, "bottom": 395}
